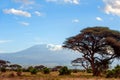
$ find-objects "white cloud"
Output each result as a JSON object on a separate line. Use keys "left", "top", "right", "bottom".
{"left": 34, "top": 11, "right": 42, "bottom": 16}
{"left": 47, "top": 44, "right": 62, "bottom": 51}
{"left": 20, "top": 22, "right": 30, "bottom": 26}
{"left": 13, "top": 0, "right": 35, "bottom": 10}
{"left": 13, "top": 0, "right": 34, "bottom": 5}
{"left": 72, "top": 19, "right": 80, "bottom": 23}
{"left": 103, "top": 0, "right": 120, "bottom": 16}
{"left": 72, "top": 0, "right": 80, "bottom": 4}
{"left": 0, "top": 40, "right": 12, "bottom": 44}
{"left": 3, "top": 8, "right": 31, "bottom": 17}
{"left": 46, "top": 0, "right": 80, "bottom": 5}
{"left": 96, "top": 17, "right": 103, "bottom": 21}
{"left": 46, "top": 0, "right": 57, "bottom": 2}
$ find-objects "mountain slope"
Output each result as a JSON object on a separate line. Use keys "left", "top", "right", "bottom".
{"left": 0, "top": 44, "right": 81, "bottom": 66}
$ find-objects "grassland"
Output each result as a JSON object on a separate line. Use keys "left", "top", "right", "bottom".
{"left": 0, "top": 71, "right": 119, "bottom": 80}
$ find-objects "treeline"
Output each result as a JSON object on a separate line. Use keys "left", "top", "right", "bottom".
{"left": 0, "top": 59, "right": 119, "bottom": 78}
{"left": 0, "top": 59, "right": 72, "bottom": 76}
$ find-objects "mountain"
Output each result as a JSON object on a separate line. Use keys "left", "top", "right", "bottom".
{"left": 0, "top": 44, "right": 81, "bottom": 67}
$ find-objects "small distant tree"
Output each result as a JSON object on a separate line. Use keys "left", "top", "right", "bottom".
{"left": 0, "top": 59, "right": 10, "bottom": 72}
{"left": 9, "top": 64, "right": 22, "bottom": 71}
{"left": 0, "top": 60, "right": 10, "bottom": 68}
{"left": 71, "top": 58, "right": 90, "bottom": 72}
{"left": 34, "top": 65, "right": 45, "bottom": 71}
{"left": 52, "top": 66, "right": 63, "bottom": 71}
{"left": 63, "top": 27, "right": 120, "bottom": 76}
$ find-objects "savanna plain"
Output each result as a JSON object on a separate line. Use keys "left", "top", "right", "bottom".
{"left": 0, "top": 71, "right": 119, "bottom": 80}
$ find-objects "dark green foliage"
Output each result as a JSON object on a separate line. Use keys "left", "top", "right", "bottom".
{"left": 106, "top": 70, "right": 114, "bottom": 78}
{"left": 27, "top": 66, "right": 38, "bottom": 74}
{"left": 106, "top": 65, "right": 120, "bottom": 78}
{"left": 30, "top": 68, "right": 38, "bottom": 75}
{"left": 43, "top": 67, "right": 50, "bottom": 74}
{"left": 27, "top": 66, "right": 34, "bottom": 72}
{"left": 1, "top": 67, "right": 6, "bottom": 72}
{"left": 59, "top": 66, "right": 71, "bottom": 75}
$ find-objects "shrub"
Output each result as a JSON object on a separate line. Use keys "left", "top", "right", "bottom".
{"left": 27, "top": 66, "right": 34, "bottom": 72}
{"left": 22, "top": 68, "right": 28, "bottom": 72}
{"left": 1, "top": 67, "right": 6, "bottom": 72}
{"left": 106, "top": 70, "right": 114, "bottom": 78}
{"left": 106, "top": 65, "right": 120, "bottom": 78}
{"left": 30, "top": 68, "right": 38, "bottom": 75}
{"left": 43, "top": 67, "right": 50, "bottom": 74}
{"left": 59, "top": 66, "right": 71, "bottom": 75}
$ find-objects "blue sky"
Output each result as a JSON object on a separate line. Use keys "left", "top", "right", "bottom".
{"left": 0, "top": 0, "right": 120, "bottom": 53}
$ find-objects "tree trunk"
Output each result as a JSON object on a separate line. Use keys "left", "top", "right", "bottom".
{"left": 90, "top": 57, "right": 101, "bottom": 76}
{"left": 91, "top": 61, "right": 101, "bottom": 76}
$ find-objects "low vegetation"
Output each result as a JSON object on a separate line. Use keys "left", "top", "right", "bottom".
{"left": 59, "top": 66, "right": 71, "bottom": 75}
{"left": 106, "top": 65, "right": 120, "bottom": 78}
{"left": 43, "top": 67, "right": 50, "bottom": 74}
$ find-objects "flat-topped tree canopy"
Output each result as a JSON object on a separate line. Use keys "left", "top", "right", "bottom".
{"left": 63, "top": 26, "right": 120, "bottom": 76}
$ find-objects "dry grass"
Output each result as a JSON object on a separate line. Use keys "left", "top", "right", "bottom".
{"left": 0, "top": 71, "right": 119, "bottom": 80}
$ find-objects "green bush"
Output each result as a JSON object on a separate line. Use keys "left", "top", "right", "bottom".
{"left": 1, "top": 67, "right": 6, "bottom": 72}
{"left": 106, "top": 65, "right": 120, "bottom": 78}
{"left": 106, "top": 70, "right": 114, "bottom": 78}
{"left": 30, "top": 68, "right": 38, "bottom": 75}
{"left": 59, "top": 66, "right": 71, "bottom": 75}
{"left": 27, "top": 66, "right": 34, "bottom": 72}
{"left": 43, "top": 67, "right": 50, "bottom": 74}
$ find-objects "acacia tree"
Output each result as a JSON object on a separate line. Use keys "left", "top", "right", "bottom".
{"left": 9, "top": 64, "right": 22, "bottom": 71}
{"left": 71, "top": 58, "right": 90, "bottom": 71}
{"left": 0, "top": 59, "right": 10, "bottom": 72}
{"left": 63, "top": 27, "right": 120, "bottom": 76}
{"left": 0, "top": 59, "right": 10, "bottom": 68}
